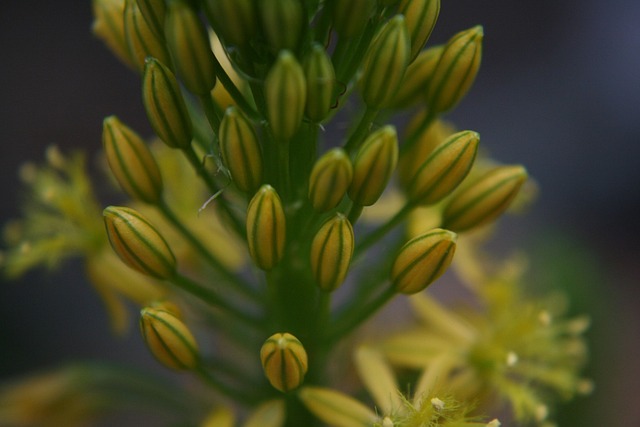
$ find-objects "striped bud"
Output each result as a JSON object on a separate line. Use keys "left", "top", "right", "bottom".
{"left": 265, "top": 51, "right": 306, "bottom": 140}
{"left": 442, "top": 165, "right": 528, "bottom": 232}
{"left": 308, "top": 148, "right": 353, "bottom": 212}
{"left": 398, "top": 0, "right": 440, "bottom": 61}
{"left": 304, "top": 43, "right": 336, "bottom": 123}
{"left": 143, "top": 58, "right": 193, "bottom": 149}
{"left": 246, "top": 185, "right": 286, "bottom": 270}
{"left": 391, "top": 45, "right": 443, "bottom": 109}
{"left": 219, "top": 106, "right": 263, "bottom": 192}
{"left": 331, "top": 0, "right": 375, "bottom": 39}
{"left": 203, "top": 0, "right": 257, "bottom": 46}
{"left": 102, "top": 116, "right": 163, "bottom": 204}
{"left": 140, "top": 306, "right": 199, "bottom": 370}
{"left": 104, "top": 206, "right": 176, "bottom": 279}
{"left": 359, "top": 15, "right": 410, "bottom": 108}
{"left": 407, "top": 130, "right": 479, "bottom": 205}
{"left": 349, "top": 126, "right": 399, "bottom": 206}
{"left": 135, "top": 0, "right": 165, "bottom": 38}
{"left": 123, "top": 0, "right": 171, "bottom": 73}
{"left": 165, "top": 0, "right": 216, "bottom": 95}
{"left": 391, "top": 228, "right": 457, "bottom": 294}
{"left": 92, "top": 0, "right": 136, "bottom": 69}
{"left": 426, "top": 25, "right": 483, "bottom": 114}
{"left": 259, "top": 0, "right": 303, "bottom": 52}
{"left": 260, "top": 333, "right": 308, "bottom": 393}
{"left": 310, "top": 214, "right": 354, "bottom": 292}
{"left": 299, "top": 387, "right": 378, "bottom": 426}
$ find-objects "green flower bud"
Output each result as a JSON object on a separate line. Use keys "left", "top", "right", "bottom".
{"left": 391, "top": 228, "right": 457, "bottom": 294}
{"left": 123, "top": 0, "right": 171, "bottom": 73}
{"left": 308, "top": 148, "right": 353, "bottom": 212}
{"left": 140, "top": 306, "right": 199, "bottom": 370}
{"left": 407, "top": 130, "right": 479, "bottom": 205}
{"left": 102, "top": 116, "right": 163, "bottom": 204}
{"left": 398, "top": 0, "right": 440, "bottom": 61}
{"left": 442, "top": 165, "right": 528, "bottom": 232}
{"left": 246, "top": 185, "right": 286, "bottom": 270}
{"left": 349, "top": 126, "right": 399, "bottom": 206}
{"left": 103, "top": 206, "right": 176, "bottom": 279}
{"left": 330, "top": 0, "right": 375, "bottom": 39}
{"left": 92, "top": 0, "right": 136, "bottom": 69}
{"left": 304, "top": 43, "right": 336, "bottom": 123}
{"left": 203, "top": 0, "right": 257, "bottom": 46}
{"left": 391, "top": 44, "right": 443, "bottom": 109}
{"left": 135, "top": 0, "right": 165, "bottom": 38}
{"left": 165, "top": 0, "right": 216, "bottom": 95}
{"left": 265, "top": 51, "right": 306, "bottom": 140}
{"left": 142, "top": 57, "right": 193, "bottom": 149}
{"left": 310, "top": 214, "right": 354, "bottom": 292}
{"left": 359, "top": 15, "right": 410, "bottom": 108}
{"left": 260, "top": 332, "right": 308, "bottom": 393}
{"left": 426, "top": 25, "right": 483, "bottom": 114}
{"left": 219, "top": 106, "right": 263, "bottom": 192}
{"left": 259, "top": 0, "right": 303, "bottom": 52}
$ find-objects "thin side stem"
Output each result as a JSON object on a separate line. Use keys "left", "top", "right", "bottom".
{"left": 211, "top": 54, "right": 261, "bottom": 121}
{"left": 354, "top": 202, "right": 414, "bottom": 258}
{"left": 195, "top": 366, "right": 264, "bottom": 406}
{"left": 343, "top": 106, "right": 379, "bottom": 154}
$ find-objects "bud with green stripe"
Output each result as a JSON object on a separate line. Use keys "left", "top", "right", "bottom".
{"left": 308, "top": 148, "right": 353, "bottom": 212}
{"left": 304, "top": 43, "right": 336, "bottom": 123}
{"left": 398, "top": 0, "right": 440, "bottom": 62}
{"left": 260, "top": 332, "right": 308, "bottom": 393}
{"left": 258, "top": 0, "right": 303, "bottom": 52}
{"left": 123, "top": 0, "right": 171, "bottom": 73}
{"left": 265, "top": 51, "right": 306, "bottom": 140}
{"left": 202, "top": 0, "right": 257, "bottom": 47}
{"left": 103, "top": 206, "right": 176, "bottom": 279}
{"left": 135, "top": 0, "right": 165, "bottom": 39}
{"left": 391, "top": 44, "right": 443, "bottom": 109}
{"left": 92, "top": 0, "right": 136, "bottom": 69}
{"left": 310, "top": 214, "right": 354, "bottom": 292}
{"left": 246, "top": 185, "right": 286, "bottom": 270}
{"left": 330, "top": 0, "right": 375, "bottom": 39}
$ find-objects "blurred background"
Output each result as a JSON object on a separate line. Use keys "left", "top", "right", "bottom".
{"left": 1, "top": 1, "right": 638, "bottom": 425}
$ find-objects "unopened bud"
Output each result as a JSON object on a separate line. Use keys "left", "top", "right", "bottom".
{"left": 308, "top": 148, "right": 353, "bottom": 212}
{"left": 398, "top": 0, "right": 440, "bottom": 61}
{"left": 349, "top": 126, "right": 399, "bottom": 206}
{"left": 203, "top": 0, "right": 257, "bottom": 46}
{"left": 442, "top": 165, "right": 527, "bottom": 232}
{"left": 391, "top": 228, "right": 457, "bottom": 294}
{"left": 407, "top": 130, "right": 479, "bottom": 205}
{"left": 260, "top": 332, "right": 308, "bottom": 393}
{"left": 123, "top": 0, "right": 171, "bottom": 73}
{"left": 140, "top": 306, "right": 199, "bottom": 370}
{"left": 331, "top": 0, "right": 375, "bottom": 39}
{"left": 246, "top": 185, "right": 286, "bottom": 270}
{"left": 304, "top": 43, "right": 336, "bottom": 123}
{"left": 92, "top": 0, "right": 136, "bottom": 68}
{"left": 143, "top": 57, "right": 193, "bottom": 149}
{"left": 310, "top": 214, "right": 354, "bottom": 292}
{"left": 259, "top": 0, "right": 303, "bottom": 52}
{"left": 219, "top": 106, "right": 263, "bottom": 192}
{"left": 135, "top": 0, "right": 165, "bottom": 38}
{"left": 102, "top": 116, "right": 163, "bottom": 204}
{"left": 426, "top": 25, "right": 483, "bottom": 114}
{"left": 265, "top": 51, "right": 306, "bottom": 140}
{"left": 103, "top": 206, "right": 176, "bottom": 279}
{"left": 391, "top": 45, "right": 443, "bottom": 109}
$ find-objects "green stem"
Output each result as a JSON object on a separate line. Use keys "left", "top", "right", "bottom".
{"left": 199, "top": 93, "right": 222, "bottom": 135}
{"left": 354, "top": 203, "right": 414, "bottom": 258}
{"left": 343, "top": 106, "right": 379, "bottom": 154}
{"left": 277, "top": 140, "right": 292, "bottom": 201}
{"left": 347, "top": 203, "right": 364, "bottom": 224}
{"left": 211, "top": 54, "right": 261, "bottom": 121}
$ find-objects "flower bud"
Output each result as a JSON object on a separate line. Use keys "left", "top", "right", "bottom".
{"left": 140, "top": 306, "right": 199, "bottom": 370}
{"left": 102, "top": 116, "right": 163, "bottom": 204}
{"left": 304, "top": 43, "right": 336, "bottom": 123}
{"left": 92, "top": 0, "right": 136, "bottom": 69}
{"left": 143, "top": 57, "right": 193, "bottom": 149}
{"left": 442, "top": 165, "right": 528, "bottom": 232}
{"left": 103, "top": 206, "right": 176, "bottom": 279}
{"left": 391, "top": 45, "right": 443, "bottom": 109}
{"left": 299, "top": 387, "right": 378, "bottom": 426}
{"left": 260, "top": 332, "right": 308, "bottom": 393}
{"left": 407, "top": 130, "right": 479, "bottom": 205}
{"left": 135, "top": 0, "right": 165, "bottom": 38}
{"left": 330, "top": 0, "right": 375, "bottom": 39}
{"left": 219, "top": 106, "right": 263, "bottom": 192}
{"left": 359, "top": 15, "right": 410, "bottom": 108}
{"left": 391, "top": 228, "right": 457, "bottom": 294}
{"left": 246, "top": 185, "right": 286, "bottom": 270}
{"left": 123, "top": 0, "right": 171, "bottom": 73}
{"left": 349, "top": 126, "right": 399, "bottom": 206}
{"left": 203, "top": 0, "right": 257, "bottom": 46}
{"left": 265, "top": 51, "right": 306, "bottom": 140}
{"left": 426, "top": 25, "right": 483, "bottom": 114}
{"left": 259, "top": 0, "right": 303, "bottom": 52}
{"left": 310, "top": 214, "right": 354, "bottom": 292}
{"left": 308, "top": 148, "right": 353, "bottom": 212}
{"left": 398, "top": 0, "right": 440, "bottom": 61}
{"left": 165, "top": 0, "right": 216, "bottom": 95}
{"left": 244, "top": 400, "right": 286, "bottom": 427}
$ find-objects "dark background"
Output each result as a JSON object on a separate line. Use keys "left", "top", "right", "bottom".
{"left": 1, "top": 1, "right": 638, "bottom": 425}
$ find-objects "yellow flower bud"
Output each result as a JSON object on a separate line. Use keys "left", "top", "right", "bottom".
{"left": 391, "top": 228, "right": 457, "bottom": 294}
{"left": 299, "top": 386, "right": 378, "bottom": 426}
{"left": 123, "top": 0, "right": 171, "bottom": 73}
{"left": 203, "top": 0, "right": 257, "bottom": 46}
{"left": 442, "top": 165, "right": 528, "bottom": 232}
{"left": 259, "top": 0, "right": 303, "bottom": 52}
{"left": 246, "top": 185, "right": 286, "bottom": 270}
{"left": 135, "top": 0, "right": 165, "bottom": 38}
{"left": 143, "top": 57, "right": 193, "bottom": 149}
{"left": 359, "top": 15, "right": 410, "bottom": 108}
{"left": 260, "top": 333, "right": 308, "bottom": 393}
{"left": 304, "top": 43, "right": 336, "bottom": 123}
{"left": 310, "top": 214, "right": 354, "bottom": 292}
{"left": 308, "top": 148, "right": 353, "bottom": 212}
{"left": 407, "top": 130, "right": 479, "bottom": 205}
{"left": 140, "top": 306, "right": 199, "bottom": 370}
{"left": 219, "top": 106, "right": 263, "bottom": 193}
{"left": 92, "top": 0, "right": 136, "bottom": 69}
{"left": 102, "top": 116, "right": 163, "bottom": 204}
{"left": 331, "top": 0, "right": 375, "bottom": 39}
{"left": 103, "top": 206, "right": 176, "bottom": 279}
{"left": 391, "top": 45, "right": 443, "bottom": 109}
{"left": 349, "top": 126, "right": 399, "bottom": 206}
{"left": 398, "top": 0, "right": 440, "bottom": 61}
{"left": 426, "top": 25, "right": 483, "bottom": 114}
{"left": 265, "top": 51, "right": 306, "bottom": 140}
{"left": 165, "top": 0, "right": 216, "bottom": 95}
